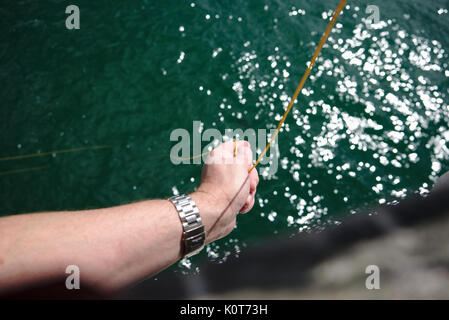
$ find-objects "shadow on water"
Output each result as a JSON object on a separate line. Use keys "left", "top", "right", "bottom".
{"left": 123, "top": 183, "right": 449, "bottom": 299}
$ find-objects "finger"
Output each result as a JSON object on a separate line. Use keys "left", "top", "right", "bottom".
{"left": 240, "top": 193, "right": 255, "bottom": 214}
{"left": 239, "top": 194, "right": 252, "bottom": 214}
{"left": 212, "top": 141, "right": 235, "bottom": 164}
{"left": 249, "top": 167, "right": 259, "bottom": 193}
{"left": 216, "top": 140, "right": 235, "bottom": 156}
{"left": 236, "top": 141, "right": 252, "bottom": 168}
{"left": 221, "top": 140, "right": 246, "bottom": 164}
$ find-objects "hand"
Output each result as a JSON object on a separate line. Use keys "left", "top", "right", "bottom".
{"left": 191, "top": 140, "right": 259, "bottom": 243}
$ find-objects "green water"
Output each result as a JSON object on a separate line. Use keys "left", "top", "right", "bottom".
{"left": 1, "top": 0, "right": 448, "bottom": 272}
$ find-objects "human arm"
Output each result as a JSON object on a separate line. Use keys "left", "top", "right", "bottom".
{"left": 0, "top": 141, "right": 258, "bottom": 294}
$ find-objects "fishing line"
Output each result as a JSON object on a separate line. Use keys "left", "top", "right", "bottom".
{"left": 2, "top": 0, "right": 346, "bottom": 176}
{"left": 0, "top": 166, "right": 49, "bottom": 176}
{"left": 0, "top": 146, "right": 110, "bottom": 177}
{"left": 173, "top": 0, "right": 347, "bottom": 170}
{"left": 248, "top": 0, "right": 348, "bottom": 173}
{"left": 162, "top": 0, "right": 348, "bottom": 168}
{"left": 0, "top": 145, "right": 110, "bottom": 162}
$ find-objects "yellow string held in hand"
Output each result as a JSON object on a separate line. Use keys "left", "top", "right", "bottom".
{"left": 248, "top": 0, "right": 348, "bottom": 173}
{"left": 233, "top": 139, "right": 238, "bottom": 157}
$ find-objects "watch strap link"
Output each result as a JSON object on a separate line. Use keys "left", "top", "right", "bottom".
{"left": 169, "top": 194, "right": 206, "bottom": 258}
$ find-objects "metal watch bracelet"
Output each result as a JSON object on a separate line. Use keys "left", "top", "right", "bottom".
{"left": 169, "top": 194, "right": 206, "bottom": 258}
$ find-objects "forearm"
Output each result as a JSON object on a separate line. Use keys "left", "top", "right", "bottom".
{"left": 0, "top": 192, "right": 214, "bottom": 293}
{"left": 0, "top": 141, "right": 258, "bottom": 296}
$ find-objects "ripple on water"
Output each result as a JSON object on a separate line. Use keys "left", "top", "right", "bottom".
{"left": 173, "top": 2, "right": 449, "bottom": 269}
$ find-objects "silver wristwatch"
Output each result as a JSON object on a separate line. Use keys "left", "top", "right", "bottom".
{"left": 169, "top": 194, "right": 206, "bottom": 258}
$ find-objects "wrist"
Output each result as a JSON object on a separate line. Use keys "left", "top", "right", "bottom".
{"left": 189, "top": 189, "right": 224, "bottom": 244}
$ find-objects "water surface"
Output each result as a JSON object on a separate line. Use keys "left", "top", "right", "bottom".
{"left": 1, "top": 0, "right": 448, "bottom": 273}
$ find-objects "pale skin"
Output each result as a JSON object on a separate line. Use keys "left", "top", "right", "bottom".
{"left": 0, "top": 141, "right": 259, "bottom": 294}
